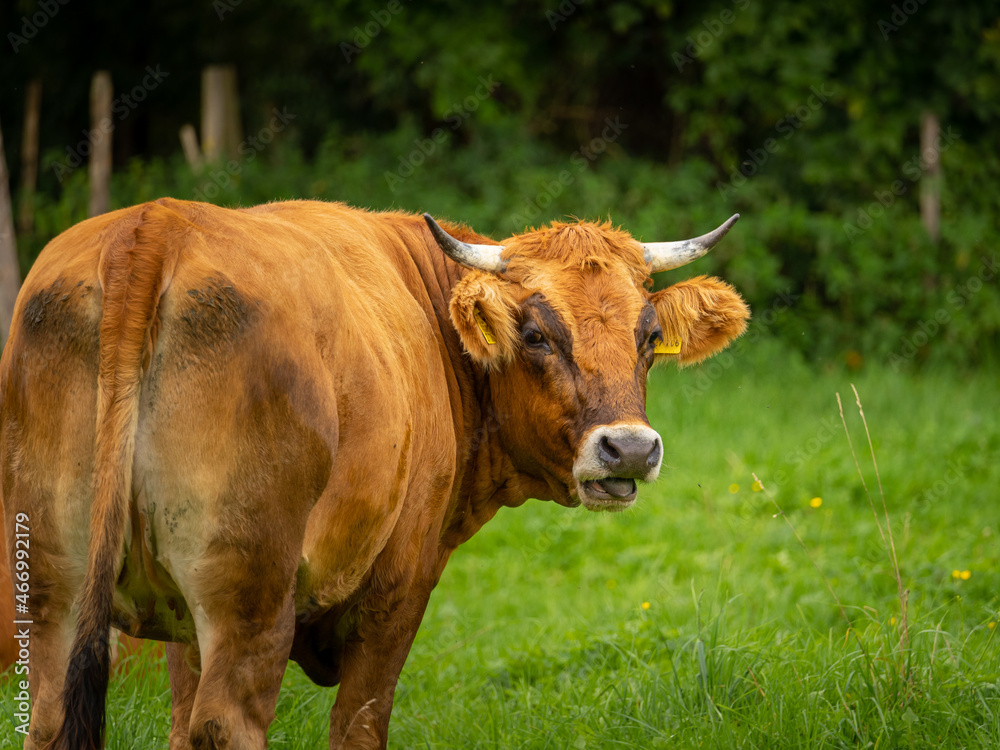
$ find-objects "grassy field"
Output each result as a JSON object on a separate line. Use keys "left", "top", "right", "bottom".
{"left": 3, "top": 342, "right": 998, "bottom": 749}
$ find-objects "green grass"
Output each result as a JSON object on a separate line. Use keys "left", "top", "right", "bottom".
{"left": 3, "top": 341, "right": 998, "bottom": 749}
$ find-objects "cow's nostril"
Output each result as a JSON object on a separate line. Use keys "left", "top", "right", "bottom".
{"left": 647, "top": 438, "right": 662, "bottom": 467}
{"left": 598, "top": 436, "right": 621, "bottom": 465}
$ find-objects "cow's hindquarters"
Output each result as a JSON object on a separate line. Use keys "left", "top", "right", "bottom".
{"left": 136, "top": 336, "right": 335, "bottom": 749}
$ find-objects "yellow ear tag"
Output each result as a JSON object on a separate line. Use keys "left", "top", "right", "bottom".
{"left": 473, "top": 307, "right": 497, "bottom": 345}
{"left": 655, "top": 337, "right": 682, "bottom": 355}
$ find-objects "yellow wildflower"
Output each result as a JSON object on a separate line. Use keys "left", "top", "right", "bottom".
{"left": 961, "top": 570, "right": 971, "bottom": 580}
{"left": 729, "top": 483, "right": 740, "bottom": 494}
{"left": 810, "top": 497, "right": 822, "bottom": 508}
{"left": 751, "top": 481, "right": 762, "bottom": 492}
{"left": 952, "top": 570, "right": 961, "bottom": 579}
{"left": 642, "top": 602, "right": 650, "bottom": 610}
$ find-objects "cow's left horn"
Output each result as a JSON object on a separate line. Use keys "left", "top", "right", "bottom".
{"left": 423, "top": 214, "right": 507, "bottom": 273}
{"left": 643, "top": 214, "right": 740, "bottom": 272}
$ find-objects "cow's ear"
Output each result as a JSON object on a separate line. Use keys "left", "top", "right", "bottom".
{"left": 649, "top": 275, "right": 750, "bottom": 366}
{"left": 450, "top": 272, "right": 519, "bottom": 367}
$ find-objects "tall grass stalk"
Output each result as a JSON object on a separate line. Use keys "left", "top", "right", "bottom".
{"left": 838, "top": 386, "right": 911, "bottom": 677}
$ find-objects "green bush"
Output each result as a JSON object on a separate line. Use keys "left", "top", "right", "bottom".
{"left": 23, "top": 117, "right": 998, "bottom": 370}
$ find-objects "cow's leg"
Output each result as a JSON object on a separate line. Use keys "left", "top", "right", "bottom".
{"left": 20, "top": 607, "right": 72, "bottom": 750}
{"left": 184, "top": 557, "right": 297, "bottom": 750}
{"left": 328, "top": 583, "right": 433, "bottom": 750}
{"left": 167, "top": 642, "right": 200, "bottom": 750}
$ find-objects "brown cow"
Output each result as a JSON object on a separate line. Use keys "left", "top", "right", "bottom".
{"left": 1, "top": 198, "right": 748, "bottom": 749}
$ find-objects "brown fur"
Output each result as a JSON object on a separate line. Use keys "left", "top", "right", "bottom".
{"left": 1, "top": 199, "right": 747, "bottom": 750}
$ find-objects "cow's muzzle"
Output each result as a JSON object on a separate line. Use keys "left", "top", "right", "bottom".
{"left": 573, "top": 423, "right": 663, "bottom": 511}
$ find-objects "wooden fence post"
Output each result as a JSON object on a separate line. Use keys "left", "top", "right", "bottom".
{"left": 18, "top": 78, "right": 42, "bottom": 235}
{"left": 0, "top": 116, "right": 21, "bottom": 346}
{"left": 179, "top": 124, "right": 204, "bottom": 172}
{"left": 201, "top": 64, "right": 242, "bottom": 162}
{"left": 88, "top": 71, "right": 113, "bottom": 218}
{"left": 920, "top": 110, "right": 941, "bottom": 242}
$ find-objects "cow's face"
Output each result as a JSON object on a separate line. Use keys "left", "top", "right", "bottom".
{"left": 431, "top": 216, "right": 749, "bottom": 511}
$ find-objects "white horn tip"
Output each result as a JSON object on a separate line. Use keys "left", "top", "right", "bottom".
{"left": 643, "top": 213, "right": 742, "bottom": 272}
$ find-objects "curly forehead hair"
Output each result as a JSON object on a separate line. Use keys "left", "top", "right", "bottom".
{"left": 501, "top": 221, "right": 650, "bottom": 287}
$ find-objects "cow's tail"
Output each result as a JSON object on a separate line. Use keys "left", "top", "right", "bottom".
{"left": 52, "top": 203, "right": 181, "bottom": 750}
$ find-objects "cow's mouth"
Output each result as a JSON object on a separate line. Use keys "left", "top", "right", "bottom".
{"left": 578, "top": 477, "right": 638, "bottom": 510}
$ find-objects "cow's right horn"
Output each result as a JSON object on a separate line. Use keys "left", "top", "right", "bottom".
{"left": 424, "top": 214, "right": 507, "bottom": 273}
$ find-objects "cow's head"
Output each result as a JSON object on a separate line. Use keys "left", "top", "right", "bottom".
{"left": 426, "top": 213, "right": 749, "bottom": 511}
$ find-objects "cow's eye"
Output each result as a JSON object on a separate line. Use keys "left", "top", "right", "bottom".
{"left": 648, "top": 330, "right": 664, "bottom": 350}
{"left": 523, "top": 328, "right": 548, "bottom": 350}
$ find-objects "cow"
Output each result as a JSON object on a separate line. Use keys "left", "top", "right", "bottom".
{"left": 1, "top": 198, "right": 749, "bottom": 749}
